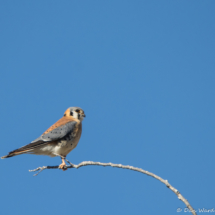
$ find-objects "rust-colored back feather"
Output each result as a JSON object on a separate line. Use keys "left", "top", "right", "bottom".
{"left": 43, "top": 116, "right": 79, "bottom": 135}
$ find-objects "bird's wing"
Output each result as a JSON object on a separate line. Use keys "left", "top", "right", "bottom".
{"left": 32, "top": 120, "right": 77, "bottom": 143}
{"left": 2, "top": 121, "right": 77, "bottom": 158}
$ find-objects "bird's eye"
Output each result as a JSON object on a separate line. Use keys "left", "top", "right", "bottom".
{"left": 75, "top": 109, "right": 80, "bottom": 113}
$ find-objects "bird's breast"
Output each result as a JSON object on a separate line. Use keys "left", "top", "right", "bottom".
{"left": 55, "top": 123, "right": 82, "bottom": 156}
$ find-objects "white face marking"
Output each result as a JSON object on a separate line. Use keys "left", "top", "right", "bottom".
{"left": 72, "top": 111, "right": 79, "bottom": 119}
{"left": 69, "top": 107, "right": 85, "bottom": 121}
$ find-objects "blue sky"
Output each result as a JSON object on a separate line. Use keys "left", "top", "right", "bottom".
{"left": 0, "top": 1, "right": 214, "bottom": 214}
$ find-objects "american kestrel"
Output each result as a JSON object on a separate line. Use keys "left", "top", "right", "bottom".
{"left": 1, "top": 107, "right": 85, "bottom": 170}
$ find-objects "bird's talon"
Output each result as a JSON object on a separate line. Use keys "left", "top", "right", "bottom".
{"left": 59, "top": 163, "right": 67, "bottom": 171}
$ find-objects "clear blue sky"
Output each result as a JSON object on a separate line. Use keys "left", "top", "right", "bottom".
{"left": 0, "top": 1, "right": 214, "bottom": 214}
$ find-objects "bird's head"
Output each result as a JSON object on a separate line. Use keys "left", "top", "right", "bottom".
{"left": 64, "top": 107, "right": 86, "bottom": 121}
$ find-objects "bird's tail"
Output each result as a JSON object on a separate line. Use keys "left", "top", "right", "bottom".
{"left": 1, "top": 149, "right": 29, "bottom": 159}
{"left": 1, "top": 154, "right": 14, "bottom": 159}
{"left": 1, "top": 140, "right": 46, "bottom": 159}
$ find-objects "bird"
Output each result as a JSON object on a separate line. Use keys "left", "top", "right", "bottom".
{"left": 1, "top": 107, "right": 85, "bottom": 170}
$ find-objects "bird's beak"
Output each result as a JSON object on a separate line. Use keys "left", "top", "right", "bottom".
{"left": 83, "top": 114, "right": 86, "bottom": 117}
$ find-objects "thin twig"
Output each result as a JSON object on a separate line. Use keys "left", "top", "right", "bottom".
{"left": 29, "top": 161, "right": 196, "bottom": 215}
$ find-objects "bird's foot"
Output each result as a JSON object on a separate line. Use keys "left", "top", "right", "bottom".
{"left": 59, "top": 163, "right": 67, "bottom": 171}
{"left": 58, "top": 156, "right": 67, "bottom": 171}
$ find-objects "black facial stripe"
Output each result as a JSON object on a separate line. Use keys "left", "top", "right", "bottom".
{"left": 70, "top": 111, "right": 73, "bottom": 116}
{"left": 78, "top": 113, "right": 80, "bottom": 119}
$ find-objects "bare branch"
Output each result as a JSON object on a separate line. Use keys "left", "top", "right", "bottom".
{"left": 29, "top": 161, "right": 196, "bottom": 215}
